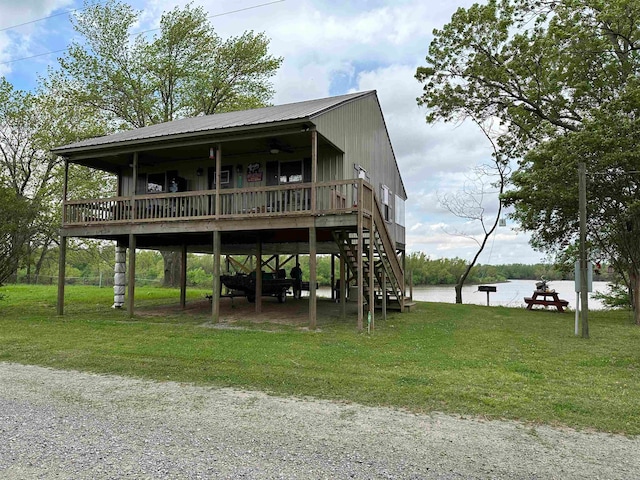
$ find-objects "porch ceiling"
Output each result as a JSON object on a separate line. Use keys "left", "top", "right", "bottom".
{"left": 66, "top": 125, "right": 339, "bottom": 173}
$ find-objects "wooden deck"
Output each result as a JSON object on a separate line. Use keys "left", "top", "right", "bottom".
{"left": 63, "top": 180, "right": 368, "bottom": 228}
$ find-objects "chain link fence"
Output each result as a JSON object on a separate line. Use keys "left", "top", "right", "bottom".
{"left": 6, "top": 274, "right": 162, "bottom": 287}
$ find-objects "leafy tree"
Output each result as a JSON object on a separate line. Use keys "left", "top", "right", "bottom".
{"left": 0, "top": 76, "right": 109, "bottom": 282}
{"left": 507, "top": 81, "right": 640, "bottom": 320}
{"left": 57, "top": 1, "right": 282, "bottom": 128}
{"left": 54, "top": 0, "right": 282, "bottom": 286}
{"left": 0, "top": 185, "right": 36, "bottom": 284}
{"left": 416, "top": 0, "right": 640, "bottom": 322}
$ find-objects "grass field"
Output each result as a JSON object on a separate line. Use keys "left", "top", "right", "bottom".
{"left": 1, "top": 284, "right": 639, "bottom": 435}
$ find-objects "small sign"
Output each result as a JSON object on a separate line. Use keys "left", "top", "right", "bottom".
{"left": 247, "top": 163, "right": 263, "bottom": 183}
{"left": 478, "top": 285, "right": 497, "bottom": 292}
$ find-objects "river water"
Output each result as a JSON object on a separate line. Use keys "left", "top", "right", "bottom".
{"left": 315, "top": 279, "right": 611, "bottom": 310}
{"left": 408, "top": 279, "right": 610, "bottom": 310}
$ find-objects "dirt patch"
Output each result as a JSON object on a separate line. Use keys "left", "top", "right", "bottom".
{"left": 136, "top": 295, "right": 361, "bottom": 328}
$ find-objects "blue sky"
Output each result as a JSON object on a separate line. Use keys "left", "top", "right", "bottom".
{"left": 0, "top": 0, "right": 547, "bottom": 264}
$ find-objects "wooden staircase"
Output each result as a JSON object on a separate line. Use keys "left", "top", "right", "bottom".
{"left": 332, "top": 193, "right": 409, "bottom": 313}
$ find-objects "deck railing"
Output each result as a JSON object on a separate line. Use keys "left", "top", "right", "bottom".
{"left": 63, "top": 180, "right": 372, "bottom": 226}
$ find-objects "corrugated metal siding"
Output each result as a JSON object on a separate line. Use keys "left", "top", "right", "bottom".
{"left": 314, "top": 94, "right": 406, "bottom": 245}
{"left": 317, "top": 150, "right": 342, "bottom": 182}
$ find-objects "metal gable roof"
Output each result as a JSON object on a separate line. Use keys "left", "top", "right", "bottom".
{"left": 52, "top": 90, "right": 375, "bottom": 154}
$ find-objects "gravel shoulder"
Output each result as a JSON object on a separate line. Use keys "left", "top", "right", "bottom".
{"left": 1, "top": 362, "right": 638, "bottom": 479}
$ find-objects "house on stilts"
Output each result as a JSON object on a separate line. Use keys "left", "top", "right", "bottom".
{"left": 53, "top": 90, "right": 409, "bottom": 329}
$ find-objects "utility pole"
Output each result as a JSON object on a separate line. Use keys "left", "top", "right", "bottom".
{"left": 579, "top": 162, "right": 589, "bottom": 338}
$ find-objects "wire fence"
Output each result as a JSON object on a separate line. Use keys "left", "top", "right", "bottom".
{"left": 6, "top": 274, "right": 163, "bottom": 287}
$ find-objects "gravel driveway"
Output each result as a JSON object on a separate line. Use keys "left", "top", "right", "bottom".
{"left": 0, "top": 362, "right": 638, "bottom": 479}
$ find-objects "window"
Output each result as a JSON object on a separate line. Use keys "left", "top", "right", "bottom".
{"left": 380, "top": 184, "right": 391, "bottom": 222}
{"left": 208, "top": 166, "right": 233, "bottom": 189}
{"left": 395, "top": 194, "right": 405, "bottom": 227}
{"left": 279, "top": 160, "right": 302, "bottom": 183}
{"left": 147, "top": 173, "right": 165, "bottom": 193}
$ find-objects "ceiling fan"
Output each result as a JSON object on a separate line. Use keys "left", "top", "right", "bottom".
{"left": 268, "top": 138, "right": 295, "bottom": 154}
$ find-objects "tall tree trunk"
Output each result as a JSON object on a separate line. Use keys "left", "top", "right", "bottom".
{"left": 455, "top": 282, "right": 463, "bottom": 304}
{"left": 162, "top": 250, "right": 182, "bottom": 288}
{"left": 33, "top": 245, "right": 50, "bottom": 283}
{"left": 632, "top": 268, "right": 640, "bottom": 326}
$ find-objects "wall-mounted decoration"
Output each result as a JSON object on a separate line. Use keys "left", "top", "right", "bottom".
{"left": 247, "top": 162, "right": 263, "bottom": 182}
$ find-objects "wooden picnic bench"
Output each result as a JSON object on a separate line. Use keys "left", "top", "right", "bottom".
{"left": 524, "top": 291, "right": 569, "bottom": 312}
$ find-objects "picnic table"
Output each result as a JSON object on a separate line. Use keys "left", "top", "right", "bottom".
{"left": 524, "top": 290, "right": 569, "bottom": 312}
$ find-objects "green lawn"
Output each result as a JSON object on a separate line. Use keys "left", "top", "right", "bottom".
{"left": 1, "top": 284, "right": 639, "bottom": 435}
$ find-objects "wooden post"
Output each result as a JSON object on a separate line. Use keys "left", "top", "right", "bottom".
{"left": 180, "top": 244, "right": 187, "bottom": 309}
{"left": 340, "top": 254, "right": 346, "bottom": 318}
{"left": 62, "top": 158, "right": 69, "bottom": 219}
{"left": 382, "top": 269, "right": 387, "bottom": 321}
{"left": 330, "top": 254, "right": 335, "bottom": 301}
{"left": 256, "top": 238, "right": 262, "bottom": 313}
{"left": 357, "top": 179, "right": 364, "bottom": 331}
{"left": 212, "top": 231, "right": 221, "bottom": 323}
{"left": 309, "top": 226, "right": 317, "bottom": 329}
{"left": 57, "top": 159, "right": 69, "bottom": 316}
{"left": 400, "top": 249, "right": 406, "bottom": 311}
{"left": 127, "top": 233, "right": 136, "bottom": 317}
{"left": 409, "top": 269, "right": 414, "bottom": 301}
{"left": 131, "top": 152, "right": 138, "bottom": 220}
{"left": 215, "top": 144, "right": 222, "bottom": 217}
{"left": 369, "top": 220, "right": 375, "bottom": 332}
{"left": 56, "top": 235, "right": 67, "bottom": 316}
{"left": 311, "top": 129, "right": 317, "bottom": 211}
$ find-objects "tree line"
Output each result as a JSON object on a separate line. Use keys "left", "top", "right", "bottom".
{"left": 9, "top": 242, "right": 613, "bottom": 289}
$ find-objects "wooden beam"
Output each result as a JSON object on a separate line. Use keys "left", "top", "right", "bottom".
{"left": 280, "top": 255, "right": 296, "bottom": 269}
{"left": 180, "top": 244, "right": 187, "bottom": 309}
{"left": 409, "top": 269, "right": 414, "bottom": 301}
{"left": 256, "top": 238, "right": 262, "bottom": 313}
{"left": 369, "top": 223, "right": 375, "bottom": 332}
{"left": 212, "top": 231, "right": 221, "bottom": 323}
{"left": 215, "top": 144, "right": 222, "bottom": 217}
{"left": 127, "top": 233, "right": 136, "bottom": 317}
{"left": 131, "top": 152, "right": 138, "bottom": 220}
{"left": 330, "top": 254, "right": 335, "bottom": 301}
{"left": 309, "top": 225, "right": 317, "bottom": 329}
{"left": 382, "top": 269, "right": 387, "bottom": 321}
{"left": 56, "top": 235, "right": 67, "bottom": 316}
{"left": 357, "top": 181, "right": 364, "bottom": 331}
{"left": 58, "top": 159, "right": 69, "bottom": 314}
{"left": 311, "top": 129, "right": 317, "bottom": 212}
{"left": 340, "top": 254, "right": 346, "bottom": 318}
{"left": 62, "top": 159, "right": 69, "bottom": 219}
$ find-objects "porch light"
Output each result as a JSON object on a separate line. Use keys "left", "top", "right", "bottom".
{"left": 209, "top": 147, "right": 215, "bottom": 159}
{"left": 270, "top": 148, "right": 280, "bottom": 155}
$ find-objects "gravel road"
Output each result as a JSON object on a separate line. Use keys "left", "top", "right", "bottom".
{"left": 0, "top": 362, "right": 638, "bottom": 479}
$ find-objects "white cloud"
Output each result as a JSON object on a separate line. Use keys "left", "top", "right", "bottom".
{"left": 0, "top": 0, "right": 73, "bottom": 30}
{"left": 0, "top": 0, "right": 74, "bottom": 76}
